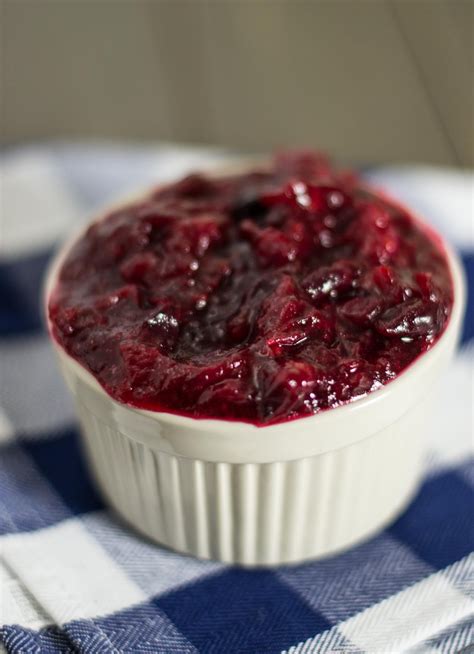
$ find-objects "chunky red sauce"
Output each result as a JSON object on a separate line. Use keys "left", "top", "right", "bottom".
{"left": 49, "top": 151, "right": 453, "bottom": 424}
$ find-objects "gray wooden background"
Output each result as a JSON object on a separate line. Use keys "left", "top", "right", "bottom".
{"left": 1, "top": 0, "right": 473, "bottom": 166}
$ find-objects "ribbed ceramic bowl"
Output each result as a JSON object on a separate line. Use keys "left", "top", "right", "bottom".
{"left": 45, "top": 176, "right": 465, "bottom": 566}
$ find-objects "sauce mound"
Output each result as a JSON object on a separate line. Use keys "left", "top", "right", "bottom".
{"left": 49, "top": 151, "right": 453, "bottom": 425}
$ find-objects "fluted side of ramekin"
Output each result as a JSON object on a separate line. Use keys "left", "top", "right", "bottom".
{"left": 75, "top": 394, "right": 425, "bottom": 566}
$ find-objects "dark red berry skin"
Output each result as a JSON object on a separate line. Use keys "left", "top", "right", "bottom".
{"left": 48, "top": 151, "right": 453, "bottom": 425}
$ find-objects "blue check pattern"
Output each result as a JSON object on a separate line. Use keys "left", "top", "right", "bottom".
{"left": 0, "top": 145, "right": 473, "bottom": 654}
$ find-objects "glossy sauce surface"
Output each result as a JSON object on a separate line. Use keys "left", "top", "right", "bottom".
{"left": 49, "top": 151, "right": 453, "bottom": 424}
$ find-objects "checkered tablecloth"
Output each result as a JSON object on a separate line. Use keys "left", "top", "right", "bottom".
{"left": 0, "top": 144, "right": 473, "bottom": 654}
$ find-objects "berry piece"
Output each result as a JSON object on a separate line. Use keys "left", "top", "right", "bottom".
{"left": 375, "top": 299, "right": 439, "bottom": 338}
{"left": 303, "top": 262, "right": 358, "bottom": 304}
{"left": 339, "top": 296, "right": 383, "bottom": 327}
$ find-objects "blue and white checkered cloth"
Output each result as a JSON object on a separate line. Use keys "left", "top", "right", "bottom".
{"left": 0, "top": 144, "right": 473, "bottom": 654}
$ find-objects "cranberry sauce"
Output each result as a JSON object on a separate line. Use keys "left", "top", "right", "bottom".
{"left": 49, "top": 151, "right": 453, "bottom": 424}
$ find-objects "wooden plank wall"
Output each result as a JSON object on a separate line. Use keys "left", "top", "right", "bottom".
{"left": 1, "top": 0, "right": 472, "bottom": 166}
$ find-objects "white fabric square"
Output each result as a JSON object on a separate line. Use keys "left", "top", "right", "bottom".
{"left": 83, "top": 511, "right": 222, "bottom": 599}
{"left": 0, "top": 518, "right": 146, "bottom": 624}
{"left": 0, "top": 560, "right": 50, "bottom": 629}
{"left": 426, "top": 349, "right": 474, "bottom": 472}
{"left": 0, "top": 409, "right": 14, "bottom": 444}
{"left": 339, "top": 555, "right": 474, "bottom": 653}
{"left": 0, "top": 336, "right": 75, "bottom": 436}
{"left": 1, "top": 151, "right": 81, "bottom": 259}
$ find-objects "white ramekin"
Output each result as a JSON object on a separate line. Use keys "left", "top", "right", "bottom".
{"left": 45, "top": 180, "right": 465, "bottom": 566}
